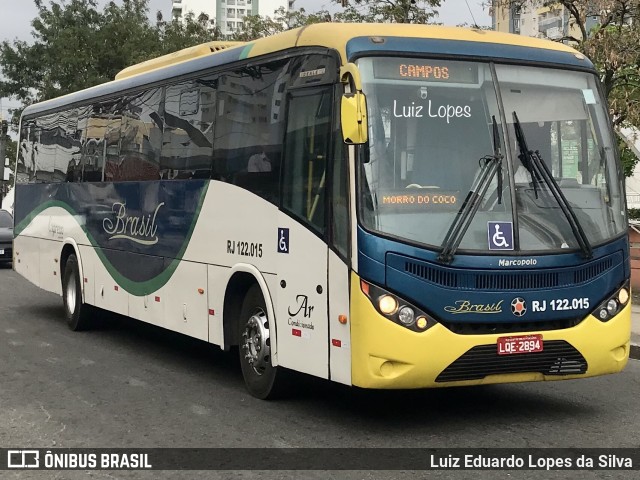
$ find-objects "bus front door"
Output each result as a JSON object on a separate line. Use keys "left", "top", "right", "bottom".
{"left": 277, "top": 88, "right": 333, "bottom": 379}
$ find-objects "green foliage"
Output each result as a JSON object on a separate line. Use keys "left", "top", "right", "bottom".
{"left": 157, "top": 12, "right": 223, "bottom": 54}
{"left": 627, "top": 208, "right": 640, "bottom": 220}
{"left": 229, "top": 5, "right": 333, "bottom": 41}
{"left": 0, "top": 0, "right": 221, "bottom": 127}
{"left": 229, "top": 11, "right": 288, "bottom": 41}
{"left": 332, "top": 0, "right": 441, "bottom": 24}
{"left": 620, "top": 137, "right": 639, "bottom": 178}
{"left": 230, "top": 0, "right": 442, "bottom": 42}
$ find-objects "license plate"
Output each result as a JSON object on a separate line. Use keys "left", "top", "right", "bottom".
{"left": 0, "top": 249, "right": 4, "bottom": 255}
{"left": 497, "top": 334, "right": 543, "bottom": 355}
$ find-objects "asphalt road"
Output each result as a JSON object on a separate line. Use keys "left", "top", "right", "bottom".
{"left": 1, "top": 265, "right": 639, "bottom": 480}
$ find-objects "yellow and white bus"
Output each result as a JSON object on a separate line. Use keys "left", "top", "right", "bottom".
{"left": 13, "top": 24, "right": 630, "bottom": 398}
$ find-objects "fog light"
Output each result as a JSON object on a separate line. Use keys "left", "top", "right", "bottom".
{"left": 398, "top": 306, "right": 415, "bottom": 325}
{"left": 618, "top": 288, "right": 629, "bottom": 305}
{"left": 606, "top": 299, "right": 618, "bottom": 315}
{"left": 416, "top": 316, "right": 428, "bottom": 330}
{"left": 379, "top": 295, "right": 398, "bottom": 315}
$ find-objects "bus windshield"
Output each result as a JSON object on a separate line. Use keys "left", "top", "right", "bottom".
{"left": 357, "top": 57, "right": 626, "bottom": 255}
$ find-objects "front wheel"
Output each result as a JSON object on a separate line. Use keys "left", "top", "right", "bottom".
{"left": 238, "top": 284, "right": 287, "bottom": 399}
{"left": 62, "top": 253, "right": 93, "bottom": 331}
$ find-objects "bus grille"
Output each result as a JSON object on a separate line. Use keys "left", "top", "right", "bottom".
{"left": 574, "top": 257, "right": 613, "bottom": 284}
{"left": 440, "top": 318, "right": 582, "bottom": 335}
{"left": 404, "top": 260, "right": 459, "bottom": 287}
{"left": 435, "top": 341, "right": 587, "bottom": 382}
{"left": 400, "top": 254, "right": 618, "bottom": 291}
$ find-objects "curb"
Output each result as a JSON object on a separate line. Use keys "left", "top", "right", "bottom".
{"left": 631, "top": 343, "right": 640, "bottom": 361}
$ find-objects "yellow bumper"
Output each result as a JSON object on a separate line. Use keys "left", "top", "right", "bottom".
{"left": 350, "top": 273, "right": 630, "bottom": 389}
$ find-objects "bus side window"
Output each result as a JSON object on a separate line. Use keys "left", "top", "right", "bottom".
{"left": 282, "top": 88, "right": 333, "bottom": 233}
{"left": 119, "top": 88, "right": 163, "bottom": 181}
{"left": 17, "top": 121, "right": 36, "bottom": 183}
{"left": 103, "top": 115, "right": 123, "bottom": 182}
{"left": 77, "top": 105, "right": 100, "bottom": 182}
{"left": 56, "top": 108, "right": 80, "bottom": 183}
{"left": 161, "top": 77, "right": 216, "bottom": 180}
{"left": 330, "top": 130, "right": 349, "bottom": 258}
{"left": 32, "top": 112, "right": 67, "bottom": 183}
{"left": 213, "top": 60, "right": 289, "bottom": 203}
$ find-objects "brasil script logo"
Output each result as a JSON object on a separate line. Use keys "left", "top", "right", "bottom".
{"left": 103, "top": 202, "right": 164, "bottom": 246}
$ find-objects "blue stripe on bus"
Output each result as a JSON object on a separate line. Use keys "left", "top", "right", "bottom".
{"left": 346, "top": 36, "right": 594, "bottom": 69}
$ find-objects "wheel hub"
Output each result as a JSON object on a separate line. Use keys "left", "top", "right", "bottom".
{"left": 66, "top": 271, "right": 77, "bottom": 315}
{"left": 241, "top": 311, "right": 270, "bottom": 375}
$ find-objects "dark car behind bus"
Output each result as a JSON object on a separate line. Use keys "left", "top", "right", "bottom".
{"left": 0, "top": 209, "right": 14, "bottom": 264}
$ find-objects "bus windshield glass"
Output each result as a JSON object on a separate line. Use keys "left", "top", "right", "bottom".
{"left": 357, "top": 57, "right": 626, "bottom": 254}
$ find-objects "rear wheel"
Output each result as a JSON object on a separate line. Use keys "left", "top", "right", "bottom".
{"left": 238, "top": 284, "right": 287, "bottom": 399}
{"left": 62, "top": 254, "right": 92, "bottom": 331}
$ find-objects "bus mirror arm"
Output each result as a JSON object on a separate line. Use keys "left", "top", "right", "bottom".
{"left": 340, "top": 63, "right": 363, "bottom": 91}
{"left": 340, "top": 64, "right": 368, "bottom": 146}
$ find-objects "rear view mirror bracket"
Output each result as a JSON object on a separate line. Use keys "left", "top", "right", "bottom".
{"left": 340, "top": 63, "right": 368, "bottom": 145}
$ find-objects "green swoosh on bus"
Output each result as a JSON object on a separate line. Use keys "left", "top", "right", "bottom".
{"left": 13, "top": 183, "right": 209, "bottom": 297}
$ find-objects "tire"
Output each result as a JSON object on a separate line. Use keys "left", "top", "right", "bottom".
{"left": 238, "top": 284, "right": 287, "bottom": 399}
{"left": 62, "top": 253, "right": 92, "bottom": 331}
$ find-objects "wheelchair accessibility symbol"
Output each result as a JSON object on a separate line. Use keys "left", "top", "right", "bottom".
{"left": 277, "top": 227, "right": 290, "bottom": 254}
{"left": 488, "top": 221, "right": 514, "bottom": 251}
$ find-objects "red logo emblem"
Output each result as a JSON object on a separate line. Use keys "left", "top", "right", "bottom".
{"left": 511, "top": 298, "right": 527, "bottom": 317}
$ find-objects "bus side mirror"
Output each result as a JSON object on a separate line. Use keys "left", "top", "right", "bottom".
{"left": 341, "top": 92, "right": 368, "bottom": 145}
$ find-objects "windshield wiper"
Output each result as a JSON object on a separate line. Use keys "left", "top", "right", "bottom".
{"left": 512, "top": 112, "right": 593, "bottom": 259}
{"left": 438, "top": 117, "right": 503, "bottom": 264}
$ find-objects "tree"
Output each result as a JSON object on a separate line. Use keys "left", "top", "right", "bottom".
{"left": 332, "top": 0, "right": 441, "bottom": 24}
{"left": 156, "top": 11, "right": 223, "bottom": 53}
{"left": 229, "top": 4, "right": 333, "bottom": 42}
{"left": 0, "top": 0, "right": 222, "bottom": 128}
{"left": 229, "top": 12, "right": 288, "bottom": 41}
{"left": 230, "top": 0, "right": 441, "bottom": 42}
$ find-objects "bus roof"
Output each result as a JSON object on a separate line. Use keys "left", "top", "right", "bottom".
{"left": 22, "top": 23, "right": 592, "bottom": 119}
{"left": 115, "top": 41, "right": 246, "bottom": 80}
{"left": 245, "top": 23, "right": 585, "bottom": 62}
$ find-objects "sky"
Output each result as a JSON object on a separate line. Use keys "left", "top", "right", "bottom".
{"left": 0, "top": 0, "right": 491, "bottom": 119}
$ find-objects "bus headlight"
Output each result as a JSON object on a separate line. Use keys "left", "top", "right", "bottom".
{"left": 398, "top": 306, "right": 415, "bottom": 326}
{"left": 378, "top": 295, "right": 398, "bottom": 315}
{"left": 618, "top": 287, "right": 629, "bottom": 305}
{"left": 592, "top": 281, "right": 629, "bottom": 322}
{"left": 361, "top": 279, "right": 436, "bottom": 332}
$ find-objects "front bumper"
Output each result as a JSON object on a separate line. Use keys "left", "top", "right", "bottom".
{"left": 350, "top": 272, "right": 630, "bottom": 389}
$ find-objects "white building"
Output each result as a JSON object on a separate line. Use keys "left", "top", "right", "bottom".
{"left": 172, "top": 0, "right": 293, "bottom": 36}
{"left": 491, "top": 0, "right": 588, "bottom": 41}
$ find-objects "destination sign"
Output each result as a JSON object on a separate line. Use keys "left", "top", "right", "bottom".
{"left": 378, "top": 191, "right": 460, "bottom": 212}
{"left": 373, "top": 59, "right": 478, "bottom": 84}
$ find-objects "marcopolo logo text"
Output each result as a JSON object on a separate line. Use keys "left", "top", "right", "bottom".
{"left": 498, "top": 258, "right": 538, "bottom": 267}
